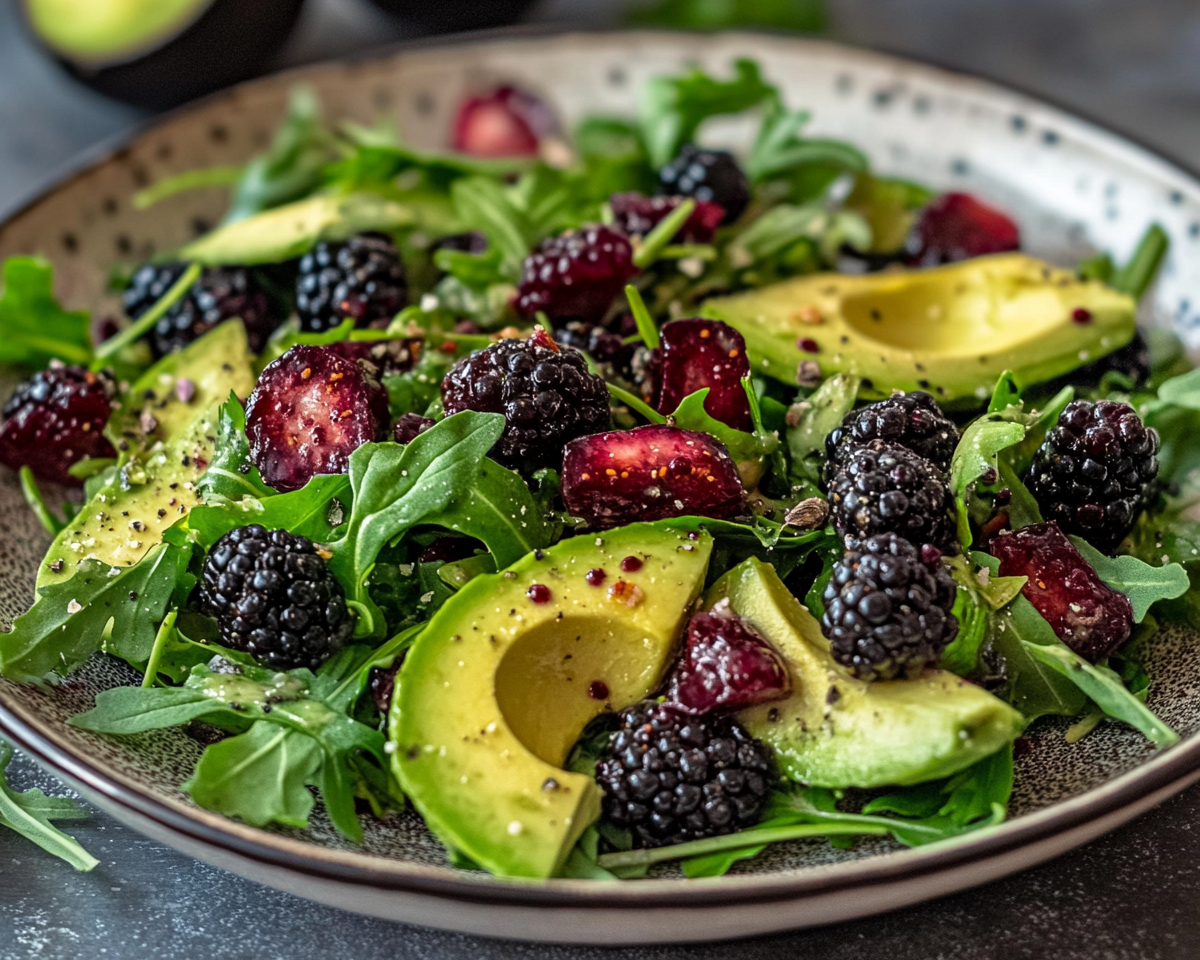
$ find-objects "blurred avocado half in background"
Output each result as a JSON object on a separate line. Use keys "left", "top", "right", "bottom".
{"left": 18, "top": 0, "right": 306, "bottom": 109}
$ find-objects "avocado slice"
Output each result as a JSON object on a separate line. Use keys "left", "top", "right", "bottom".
{"left": 390, "top": 521, "right": 713, "bottom": 878}
{"left": 39, "top": 321, "right": 255, "bottom": 589}
{"left": 712, "top": 558, "right": 1023, "bottom": 788}
{"left": 702, "top": 253, "right": 1136, "bottom": 407}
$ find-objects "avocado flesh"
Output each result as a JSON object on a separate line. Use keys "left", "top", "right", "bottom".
{"left": 38, "top": 321, "right": 255, "bottom": 589}
{"left": 24, "top": 0, "right": 208, "bottom": 61}
{"left": 391, "top": 521, "right": 713, "bottom": 879}
{"left": 713, "top": 559, "right": 1023, "bottom": 788}
{"left": 702, "top": 253, "right": 1136, "bottom": 407}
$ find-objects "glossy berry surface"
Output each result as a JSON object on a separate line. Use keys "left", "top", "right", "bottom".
{"left": 652, "top": 318, "right": 752, "bottom": 431}
{"left": 553, "top": 321, "right": 639, "bottom": 383}
{"left": 990, "top": 521, "right": 1132, "bottom": 661}
{"left": 200, "top": 524, "right": 355, "bottom": 670}
{"left": 609, "top": 192, "right": 726, "bottom": 244}
{"left": 452, "top": 85, "right": 556, "bottom": 158}
{"left": 514, "top": 225, "right": 637, "bottom": 322}
{"left": 0, "top": 364, "right": 116, "bottom": 486}
{"left": 658, "top": 145, "right": 750, "bottom": 225}
{"left": 123, "top": 263, "right": 279, "bottom": 357}
{"left": 1025, "top": 399, "right": 1160, "bottom": 552}
{"left": 822, "top": 532, "right": 959, "bottom": 680}
{"left": 562, "top": 425, "right": 745, "bottom": 528}
{"left": 905, "top": 192, "right": 1020, "bottom": 266}
{"left": 662, "top": 605, "right": 790, "bottom": 715}
{"left": 440, "top": 333, "right": 610, "bottom": 472}
{"left": 827, "top": 440, "right": 957, "bottom": 552}
{"left": 392, "top": 412, "right": 435, "bottom": 445}
{"left": 826, "top": 391, "right": 958, "bottom": 475}
{"left": 595, "top": 700, "right": 774, "bottom": 849}
{"left": 245, "top": 345, "right": 389, "bottom": 492}
{"left": 296, "top": 233, "right": 408, "bottom": 333}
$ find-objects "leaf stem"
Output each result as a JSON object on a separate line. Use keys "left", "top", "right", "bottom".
{"left": 632, "top": 199, "right": 696, "bottom": 269}
{"left": 607, "top": 383, "right": 666, "bottom": 424}
{"left": 94, "top": 263, "right": 201, "bottom": 364}
{"left": 132, "top": 166, "right": 245, "bottom": 209}
{"left": 19, "top": 467, "right": 65, "bottom": 536}
{"left": 596, "top": 822, "right": 887, "bottom": 870}
{"left": 1112, "top": 223, "right": 1169, "bottom": 301}
{"left": 141, "top": 611, "right": 178, "bottom": 688}
{"left": 624, "top": 285, "right": 660, "bottom": 350}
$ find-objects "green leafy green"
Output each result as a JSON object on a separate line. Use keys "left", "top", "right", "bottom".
{"left": 1111, "top": 223, "right": 1169, "bottom": 301}
{"left": 0, "top": 257, "right": 92, "bottom": 369}
{"left": 728, "top": 203, "right": 870, "bottom": 269}
{"left": 627, "top": 0, "right": 826, "bottom": 33}
{"left": 0, "top": 740, "right": 96, "bottom": 871}
{"left": 949, "top": 416, "right": 1026, "bottom": 547}
{"left": 785, "top": 373, "right": 859, "bottom": 489}
{"left": 195, "top": 394, "right": 274, "bottom": 502}
{"left": 188, "top": 472, "right": 351, "bottom": 549}
{"left": 1069, "top": 536, "right": 1189, "bottom": 621}
{"left": 748, "top": 99, "right": 867, "bottom": 184}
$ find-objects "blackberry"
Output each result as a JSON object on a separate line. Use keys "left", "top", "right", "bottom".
{"left": 296, "top": 232, "right": 408, "bottom": 333}
{"left": 657, "top": 145, "right": 750, "bottom": 225}
{"left": 553, "top": 321, "right": 638, "bottom": 382}
{"left": 1048, "top": 332, "right": 1151, "bottom": 391}
{"left": 440, "top": 332, "right": 610, "bottom": 471}
{"left": 826, "top": 392, "right": 959, "bottom": 475}
{"left": 200, "top": 525, "right": 355, "bottom": 670}
{"left": 822, "top": 533, "right": 959, "bottom": 680}
{"left": 0, "top": 364, "right": 116, "bottom": 486}
{"left": 123, "top": 263, "right": 279, "bottom": 357}
{"left": 594, "top": 700, "right": 774, "bottom": 849}
{"left": 827, "top": 440, "right": 957, "bottom": 552}
{"left": 1024, "top": 399, "right": 1160, "bottom": 552}
{"left": 514, "top": 225, "right": 636, "bottom": 322}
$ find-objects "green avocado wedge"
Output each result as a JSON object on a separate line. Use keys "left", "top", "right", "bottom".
{"left": 390, "top": 521, "right": 713, "bottom": 879}
{"left": 38, "top": 321, "right": 255, "bottom": 589}
{"left": 714, "top": 558, "right": 1024, "bottom": 788}
{"left": 702, "top": 253, "right": 1136, "bottom": 407}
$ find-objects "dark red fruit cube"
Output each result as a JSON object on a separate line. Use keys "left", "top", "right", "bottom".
{"left": 393, "top": 412, "right": 435, "bottom": 444}
{"left": 609, "top": 192, "right": 726, "bottom": 244}
{"left": 652, "top": 319, "right": 752, "bottom": 431}
{"left": 245, "top": 345, "right": 389, "bottom": 493}
{"left": 562, "top": 425, "right": 745, "bottom": 528}
{"left": 989, "top": 521, "right": 1132, "bottom": 662}
{"left": 452, "top": 85, "right": 557, "bottom": 158}
{"left": 906, "top": 192, "right": 1020, "bottom": 266}
{"left": 0, "top": 364, "right": 116, "bottom": 486}
{"left": 662, "top": 605, "right": 790, "bottom": 715}
{"left": 514, "top": 225, "right": 637, "bottom": 322}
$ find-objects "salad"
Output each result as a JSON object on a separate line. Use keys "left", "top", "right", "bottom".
{"left": 0, "top": 58, "right": 1197, "bottom": 881}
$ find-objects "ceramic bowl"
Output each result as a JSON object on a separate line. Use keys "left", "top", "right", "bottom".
{"left": 1, "top": 28, "right": 1200, "bottom": 947}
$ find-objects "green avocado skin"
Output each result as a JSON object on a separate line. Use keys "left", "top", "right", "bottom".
{"left": 715, "top": 559, "right": 1024, "bottom": 788}
{"left": 702, "top": 253, "right": 1137, "bottom": 407}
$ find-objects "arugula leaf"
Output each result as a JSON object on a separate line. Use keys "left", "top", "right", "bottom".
{"left": 1020, "top": 642, "right": 1178, "bottom": 747}
{"left": 748, "top": 98, "right": 867, "bottom": 184}
{"left": 1069, "top": 536, "right": 1189, "bottom": 621}
{"left": 0, "top": 740, "right": 96, "bottom": 871}
{"left": 949, "top": 416, "right": 1026, "bottom": 547}
{"left": 785, "top": 373, "right": 860, "bottom": 489}
{"left": 728, "top": 203, "right": 870, "bottom": 269}
{"left": 450, "top": 177, "right": 531, "bottom": 270}
{"left": 188, "top": 473, "right": 351, "bottom": 549}
{"left": 1111, "top": 223, "right": 1169, "bottom": 301}
{"left": 669, "top": 388, "right": 779, "bottom": 473}
{"left": 195, "top": 394, "right": 274, "bottom": 502}
{"left": 0, "top": 540, "right": 194, "bottom": 683}
{"left": 0, "top": 257, "right": 92, "bottom": 369}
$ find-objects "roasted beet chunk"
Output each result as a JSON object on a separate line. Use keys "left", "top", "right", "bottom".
{"left": 246, "top": 345, "right": 388, "bottom": 492}
{"left": 990, "top": 521, "right": 1133, "bottom": 661}
{"left": 0, "top": 364, "right": 116, "bottom": 486}
{"left": 609, "top": 192, "right": 725, "bottom": 244}
{"left": 652, "top": 318, "right": 752, "bottom": 430}
{"left": 453, "top": 85, "right": 557, "bottom": 158}
{"left": 662, "top": 603, "right": 790, "bottom": 715}
{"left": 514, "top": 225, "right": 637, "bottom": 322}
{"left": 905, "top": 192, "right": 1020, "bottom": 266}
{"left": 562, "top": 425, "right": 745, "bottom": 528}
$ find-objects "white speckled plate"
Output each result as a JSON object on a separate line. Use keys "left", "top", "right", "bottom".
{"left": 2, "top": 28, "right": 1200, "bottom": 946}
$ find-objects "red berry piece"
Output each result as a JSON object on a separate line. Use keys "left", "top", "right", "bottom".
{"left": 652, "top": 318, "right": 752, "bottom": 431}
{"left": 989, "top": 521, "right": 1132, "bottom": 662}
{"left": 662, "top": 605, "right": 790, "bottom": 715}
{"left": 393, "top": 412, "right": 435, "bottom": 445}
{"left": 906, "top": 192, "right": 1020, "bottom": 266}
{"left": 609, "top": 192, "right": 726, "bottom": 244}
{"left": 514, "top": 225, "right": 637, "bottom": 322}
{"left": 245, "top": 345, "right": 389, "bottom": 492}
{"left": 0, "top": 365, "right": 116, "bottom": 486}
{"left": 562, "top": 424, "right": 745, "bottom": 528}
{"left": 452, "top": 85, "right": 557, "bottom": 158}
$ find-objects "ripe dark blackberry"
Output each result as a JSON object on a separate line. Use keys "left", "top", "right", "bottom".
{"left": 826, "top": 392, "right": 959, "bottom": 475}
{"left": 827, "top": 440, "right": 957, "bottom": 552}
{"left": 1049, "top": 332, "right": 1151, "bottom": 391}
{"left": 594, "top": 700, "right": 774, "bottom": 849}
{"left": 440, "top": 332, "right": 610, "bottom": 471}
{"left": 657, "top": 145, "right": 750, "bottom": 225}
{"left": 553, "top": 321, "right": 638, "bottom": 382}
{"left": 514, "top": 225, "right": 636, "bottom": 322}
{"left": 822, "top": 533, "right": 959, "bottom": 680}
{"left": 123, "top": 263, "right": 279, "bottom": 357}
{"left": 1024, "top": 399, "right": 1160, "bottom": 552}
{"left": 200, "top": 525, "right": 355, "bottom": 670}
{"left": 296, "top": 232, "right": 408, "bottom": 333}
{"left": 0, "top": 364, "right": 116, "bottom": 486}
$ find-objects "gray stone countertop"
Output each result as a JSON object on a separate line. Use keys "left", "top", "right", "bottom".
{"left": 3, "top": 0, "right": 1200, "bottom": 957}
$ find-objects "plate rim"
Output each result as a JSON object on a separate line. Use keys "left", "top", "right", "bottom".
{"left": 2, "top": 24, "right": 1199, "bottom": 912}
